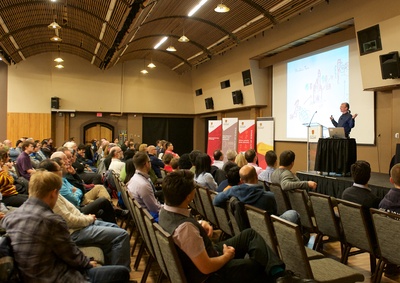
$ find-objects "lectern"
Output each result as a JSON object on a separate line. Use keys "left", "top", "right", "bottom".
{"left": 304, "top": 123, "right": 324, "bottom": 172}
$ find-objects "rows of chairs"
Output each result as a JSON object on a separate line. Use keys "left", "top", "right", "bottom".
{"left": 190, "top": 185, "right": 364, "bottom": 282}
{"left": 268, "top": 184, "right": 400, "bottom": 283}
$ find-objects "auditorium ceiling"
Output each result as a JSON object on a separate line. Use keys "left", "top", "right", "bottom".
{"left": 0, "top": 0, "right": 349, "bottom": 73}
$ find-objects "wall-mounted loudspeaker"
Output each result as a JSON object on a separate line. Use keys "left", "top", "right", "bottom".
{"left": 357, "top": 24, "right": 382, "bottom": 56}
{"left": 205, "top": 97, "right": 214, "bottom": 109}
{"left": 51, "top": 97, "right": 60, "bottom": 109}
{"left": 380, "top": 51, "right": 400, "bottom": 79}
{"left": 195, "top": 88, "right": 203, "bottom": 96}
{"left": 220, "top": 80, "right": 230, "bottom": 89}
{"left": 232, "top": 90, "right": 243, "bottom": 104}
{"left": 242, "top": 69, "right": 252, "bottom": 86}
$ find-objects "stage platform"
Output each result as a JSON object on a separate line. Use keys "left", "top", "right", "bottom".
{"left": 297, "top": 171, "right": 392, "bottom": 200}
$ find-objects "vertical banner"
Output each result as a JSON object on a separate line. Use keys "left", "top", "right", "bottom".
{"left": 221, "top": 118, "right": 238, "bottom": 162}
{"left": 207, "top": 120, "right": 222, "bottom": 161}
{"left": 256, "top": 117, "right": 274, "bottom": 169}
{"left": 237, "top": 120, "right": 255, "bottom": 153}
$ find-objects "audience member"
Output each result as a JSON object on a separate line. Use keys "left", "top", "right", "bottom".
{"left": 2, "top": 170, "right": 130, "bottom": 283}
{"left": 177, "top": 153, "right": 192, "bottom": 170}
{"left": 127, "top": 151, "right": 161, "bottom": 221}
{"left": 217, "top": 162, "right": 239, "bottom": 192}
{"left": 16, "top": 140, "right": 36, "bottom": 180}
{"left": 380, "top": 163, "right": 400, "bottom": 213}
{"left": 194, "top": 153, "right": 217, "bottom": 191}
{"left": 214, "top": 165, "right": 299, "bottom": 223}
{"left": 162, "top": 153, "right": 174, "bottom": 173}
{"left": 223, "top": 149, "right": 237, "bottom": 171}
{"left": 258, "top": 150, "right": 277, "bottom": 183}
{"left": 245, "top": 149, "right": 264, "bottom": 175}
{"left": 341, "top": 160, "right": 380, "bottom": 208}
{"left": 122, "top": 158, "right": 136, "bottom": 184}
{"left": 223, "top": 165, "right": 241, "bottom": 192}
{"left": 0, "top": 149, "right": 28, "bottom": 207}
{"left": 148, "top": 145, "right": 165, "bottom": 178}
{"left": 165, "top": 142, "right": 179, "bottom": 158}
{"left": 235, "top": 153, "right": 248, "bottom": 167}
{"left": 159, "top": 170, "right": 302, "bottom": 283}
{"left": 109, "top": 146, "right": 125, "bottom": 174}
{"left": 212, "top": 149, "right": 224, "bottom": 169}
{"left": 170, "top": 157, "right": 180, "bottom": 171}
{"left": 189, "top": 149, "right": 202, "bottom": 173}
{"left": 271, "top": 150, "right": 317, "bottom": 191}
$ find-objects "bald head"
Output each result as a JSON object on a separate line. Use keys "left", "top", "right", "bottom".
{"left": 239, "top": 165, "right": 258, "bottom": 184}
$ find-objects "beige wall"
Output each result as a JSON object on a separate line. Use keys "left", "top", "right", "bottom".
{"left": 5, "top": 0, "right": 400, "bottom": 173}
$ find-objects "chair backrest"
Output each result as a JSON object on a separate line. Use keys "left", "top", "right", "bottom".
{"left": 371, "top": 208, "right": 400, "bottom": 265}
{"left": 286, "top": 189, "right": 316, "bottom": 231}
{"left": 271, "top": 215, "right": 314, "bottom": 279}
{"left": 193, "top": 186, "right": 207, "bottom": 220}
{"left": 336, "top": 199, "right": 375, "bottom": 253}
{"left": 197, "top": 186, "right": 219, "bottom": 227}
{"left": 153, "top": 223, "right": 188, "bottom": 283}
{"left": 309, "top": 192, "right": 341, "bottom": 240}
{"left": 142, "top": 208, "right": 168, "bottom": 278}
{"left": 132, "top": 199, "right": 155, "bottom": 258}
{"left": 209, "top": 190, "right": 233, "bottom": 236}
{"left": 245, "top": 204, "right": 279, "bottom": 255}
{"left": 227, "top": 196, "right": 250, "bottom": 233}
{"left": 269, "top": 183, "right": 291, "bottom": 215}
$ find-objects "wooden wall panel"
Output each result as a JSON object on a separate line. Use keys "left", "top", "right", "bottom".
{"left": 7, "top": 113, "right": 51, "bottom": 143}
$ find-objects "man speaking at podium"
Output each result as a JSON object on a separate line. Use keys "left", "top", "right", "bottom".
{"left": 330, "top": 102, "right": 358, "bottom": 137}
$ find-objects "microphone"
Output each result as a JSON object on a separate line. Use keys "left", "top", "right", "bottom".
{"left": 308, "top": 111, "right": 317, "bottom": 127}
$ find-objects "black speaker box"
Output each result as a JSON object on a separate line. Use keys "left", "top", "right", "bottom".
{"left": 242, "top": 69, "right": 252, "bottom": 86}
{"left": 357, "top": 24, "right": 382, "bottom": 56}
{"left": 195, "top": 88, "right": 203, "bottom": 96}
{"left": 205, "top": 97, "right": 214, "bottom": 109}
{"left": 380, "top": 51, "right": 400, "bottom": 79}
{"left": 232, "top": 90, "right": 243, "bottom": 104}
{"left": 220, "top": 80, "right": 230, "bottom": 89}
{"left": 51, "top": 97, "right": 60, "bottom": 109}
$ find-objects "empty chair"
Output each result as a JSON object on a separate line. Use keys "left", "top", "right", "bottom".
{"left": 336, "top": 199, "right": 377, "bottom": 275}
{"left": 269, "top": 183, "right": 291, "bottom": 216}
{"left": 143, "top": 208, "right": 168, "bottom": 283}
{"left": 153, "top": 223, "right": 188, "bottom": 283}
{"left": 245, "top": 204, "right": 323, "bottom": 261}
{"left": 309, "top": 192, "right": 344, "bottom": 254}
{"left": 197, "top": 186, "right": 219, "bottom": 227}
{"left": 271, "top": 215, "right": 364, "bottom": 282}
{"left": 209, "top": 190, "right": 234, "bottom": 237}
{"left": 286, "top": 189, "right": 320, "bottom": 249}
{"left": 193, "top": 185, "right": 207, "bottom": 220}
{"left": 370, "top": 208, "right": 400, "bottom": 283}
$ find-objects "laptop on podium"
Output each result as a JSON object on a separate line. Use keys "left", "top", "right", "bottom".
{"left": 328, "top": 127, "right": 346, "bottom": 139}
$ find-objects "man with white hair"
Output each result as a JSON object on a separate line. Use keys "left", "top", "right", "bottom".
{"left": 108, "top": 146, "right": 125, "bottom": 175}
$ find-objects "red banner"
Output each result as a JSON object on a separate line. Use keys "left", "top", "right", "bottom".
{"left": 207, "top": 120, "right": 222, "bottom": 161}
{"left": 238, "top": 120, "right": 255, "bottom": 153}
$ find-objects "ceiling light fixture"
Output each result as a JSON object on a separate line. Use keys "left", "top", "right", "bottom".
{"left": 147, "top": 58, "right": 156, "bottom": 68}
{"left": 178, "top": 35, "right": 190, "bottom": 43}
{"left": 166, "top": 45, "right": 177, "bottom": 52}
{"left": 214, "top": 2, "right": 230, "bottom": 13}
{"left": 48, "top": 21, "right": 61, "bottom": 30}
{"left": 141, "top": 58, "right": 148, "bottom": 74}
{"left": 269, "top": 0, "right": 292, "bottom": 13}
{"left": 54, "top": 57, "right": 64, "bottom": 63}
{"left": 55, "top": 64, "right": 64, "bottom": 69}
{"left": 188, "top": 0, "right": 208, "bottom": 17}
{"left": 154, "top": 36, "right": 168, "bottom": 49}
{"left": 50, "top": 35, "right": 62, "bottom": 42}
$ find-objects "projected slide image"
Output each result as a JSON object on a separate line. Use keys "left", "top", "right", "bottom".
{"left": 287, "top": 45, "right": 349, "bottom": 139}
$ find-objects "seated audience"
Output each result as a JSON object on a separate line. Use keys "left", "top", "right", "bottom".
{"left": 258, "top": 150, "right": 277, "bottom": 184}
{"left": 127, "top": 151, "right": 162, "bottom": 221}
{"left": 159, "top": 170, "right": 303, "bottom": 283}
{"left": 0, "top": 149, "right": 28, "bottom": 207}
{"left": 341, "top": 160, "right": 380, "bottom": 209}
{"left": 189, "top": 149, "right": 202, "bottom": 173}
{"left": 108, "top": 146, "right": 125, "bottom": 175}
{"left": 177, "top": 153, "right": 192, "bottom": 170}
{"left": 245, "top": 149, "right": 264, "bottom": 176}
{"left": 162, "top": 153, "right": 174, "bottom": 173}
{"left": 380, "top": 163, "right": 400, "bottom": 213}
{"left": 16, "top": 140, "right": 36, "bottom": 180}
{"left": 148, "top": 145, "right": 164, "bottom": 178}
{"left": 194, "top": 153, "right": 217, "bottom": 191}
{"left": 217, "top": 162, "right": 239, "bottom": 192}
{"left": 223, "top": 149, "right": 237, "bottom": 171}
{"left": 2, "top": 170, "right": 130, "bottom": 283}
{"left": 170, "top": 157, "right": 180, "bottom": 171}
{"left": 235, "top": 153, "right": 248, "bottom": 167}
{"left": 212, "top": 149, "right": 224, "bottom": 169}
{"left": 213, "top": 165, "right": 299, "bottom": 223}
{"left": 271, "top": 150, "right": 317, "bottom": 191}
{"left": 165, "top": 142, "right": 179, "bottom": 158}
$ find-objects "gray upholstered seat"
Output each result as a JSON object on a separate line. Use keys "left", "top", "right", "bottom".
{"left": 269, "top": 183, "right": 291, "bottom": 216}
{"left": 197, "top": 186, "right": 219, "bottom": 227}
{"left": 271, "top": 215, "right": 364, "bottom": 283}
{"left": 209, "top": 190, "right": 234, "bottom": 237}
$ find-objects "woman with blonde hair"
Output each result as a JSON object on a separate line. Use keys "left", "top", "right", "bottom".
{"left": 235, "top": 153, "right": 248, "bottom": 167}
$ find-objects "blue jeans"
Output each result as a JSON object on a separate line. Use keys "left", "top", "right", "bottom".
{"left": 279, "top": 209, "right": 300, "bottom": 224}
{"left": 71, "top": 220, "right": 131, "bottom": 270}
{"left": 87, "top": 265, "right": 130, "bottom": 283}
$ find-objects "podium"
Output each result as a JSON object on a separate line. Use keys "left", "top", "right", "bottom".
{"left": 303, "top": 123, "right": 324, "bottom": 172}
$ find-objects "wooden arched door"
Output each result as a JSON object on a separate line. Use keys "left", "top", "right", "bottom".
{"left": 84, "top": 123, "right": 114, "bottom": 143}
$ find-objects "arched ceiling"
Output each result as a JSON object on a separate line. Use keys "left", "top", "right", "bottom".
{"left": 0, "top": 0, "right": 338, "bottom": 74}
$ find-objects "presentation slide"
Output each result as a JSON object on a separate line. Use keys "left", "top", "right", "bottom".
{"left": 273, "top": 39, "right": 375, "bottom": 144}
